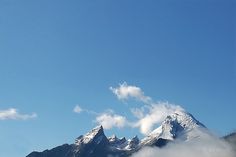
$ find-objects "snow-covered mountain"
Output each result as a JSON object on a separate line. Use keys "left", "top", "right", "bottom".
{"left": 26, "top": 110, "right": 207, "bottom": 157}
{"left": 141, "top": 110, "right": 205, "bottom": 146}
{"left": 75, "top": 125, "right": 108, "bottom": 146}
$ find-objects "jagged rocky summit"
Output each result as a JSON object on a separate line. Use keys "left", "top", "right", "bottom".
{"left": 26, "top": 110, "right": 206, "bottom": 157}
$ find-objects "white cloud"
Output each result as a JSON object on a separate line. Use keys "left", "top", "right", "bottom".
{"left": 73, "top": 105, "right": 83, "bottom": 113}
{"left": 110, "top": 82, "right": 186, "bottom": 135}
{"left": 130, "top": 107, "right": 145, "bottom": 119}
{"left": 110, "top": 82, "right": 152, "bottom": 103}
{"left": 96, "top": 110, "right": 127, "bottom": 129}
{"left": 132, "top": 131, "right": 235, "bottom": 157}
{"left": 0, "top": 108, "right": 37, "bottom": 120}
{"left": 133, "top": 102, "right": 184, "bottom": 135}
{"left": 73, "top": 105, "right": 99, "bottom": 115}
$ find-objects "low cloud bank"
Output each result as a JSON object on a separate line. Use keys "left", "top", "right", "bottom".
{"left": 132, "top": 133, "right": 235, "bottom": 157}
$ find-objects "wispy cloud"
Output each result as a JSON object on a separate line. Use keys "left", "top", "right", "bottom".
{"left": 73, "top": 105, "right": 127, "bottom": 129}
{"left": 109, "top": 82, "right": 184, "bottom": 135}
{"left": 0, "top": 108, "right": 37, "bottom": 120}
{"left": 133, "top": 103, "right": 184, "bottom": 135}
{"left": 130, "top": 107, "right": 146, "bottom": 119}
{"left": 73, "top": 105, "right": 83, "bottom": 113}
{"left": 77, "top": 83, "right": 186, "bottom": 134}
{"left": 95, "top": 110, "right": 127, "bottom": 129}
{"left": 110, "top": 82, "right": 152, "bottom": 103}
{"left": 73, "top": 105, "right": 98, "bottom": 115}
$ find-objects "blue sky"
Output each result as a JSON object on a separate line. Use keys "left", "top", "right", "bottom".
{"left": 0, "top": 0, "right": 236, "bottom": 157}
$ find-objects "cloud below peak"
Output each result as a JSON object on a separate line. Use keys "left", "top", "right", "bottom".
{"left": 0, "top": 108, "right": 37, "bottom": 120}
{"left": 109, "top": 82, "right": 185, "bottom": 135}
{"left": 133, "top": 103, "right": 184, "bottom": 135}
{"left": 132, "top": 132, "right": 235, "bottom": 157}
{"left": 75, "top": 82, "right": 188, "bottom": 136}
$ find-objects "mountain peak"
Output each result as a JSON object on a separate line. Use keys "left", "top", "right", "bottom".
{"left": 108, "top": 134, "right": 118, "bottom": 142}
{"left": 141, "top": 110, "right": 205, "bottom": 145}
{"left": 75, "top": 125, "right": 107, "bottom": 145}
{"left": 91, "top": 125, "right": 104, "bottom": 133}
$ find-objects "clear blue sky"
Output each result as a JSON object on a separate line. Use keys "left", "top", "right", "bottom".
{"left": 0, "top": 0, "right": 235, "bottom": 157}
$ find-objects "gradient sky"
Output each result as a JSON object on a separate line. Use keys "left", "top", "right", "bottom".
{"left": 0, "top": 0, "right": 236, "bottom": 157}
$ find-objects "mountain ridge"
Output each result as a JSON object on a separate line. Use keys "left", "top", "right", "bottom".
{"left": 26, "top": 110, "right": 210, "bottom": 157}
